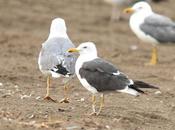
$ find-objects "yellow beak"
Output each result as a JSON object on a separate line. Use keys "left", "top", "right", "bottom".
{"left": 67, "top": 48, "right": 79, "bottom": 53}
{"left": 123, "top": 7, "right": 134, "bottom": 14}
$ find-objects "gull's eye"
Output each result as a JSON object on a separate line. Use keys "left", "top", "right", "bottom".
{"left": 83, "top": 46, "right": 87, "bottom": 49}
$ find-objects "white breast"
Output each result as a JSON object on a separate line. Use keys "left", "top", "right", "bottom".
{"left": 130, "top": 13, "right": 159, "bottom": 45}
{"left": 75, "top": 55, "right": 98, "bottom": 94}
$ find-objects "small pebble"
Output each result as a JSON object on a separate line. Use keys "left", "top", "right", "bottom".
{"left": 69, "top": 106, "right": 75, "bottom": 110}
{"left": 0, "top": 82, "right": 3, "bottom": 86}
{"left": 155, "top": 91, "right": 162, "bottom": 95}
{"left": 105, "top": 125, "right": 110, "bottom": 129}
{"left": 29, "top": 121, "right": 36, "bottom": 125}
{"left": 77, "top": 97, "right": 85, "bottom": 102}
{"left": 2, "top": 93, "right": 12, "bottom": 98}
{"left": 36, "top": 84, "right": 40, "bottom": 87}
{"left": 0, "top": 89, "right": 5, "bottom": 92}
{"left": 146, "top": 98, "right": 150, "bottom": 101}
{"left": 66, "top": 126, "right": 80, "bottom": 130}
{"left": 36, "top": 96, "right": 41, "bottom": 100}
{"left": 80, "top": 98, "right": 85, "bottom": 102}
{"left": 28, "top": 114, "right": 35, "bottom": 119}
{"left": 14, "top": 85, "right": 19, "bottom": 89}
{"left": 74, "top": 93, "right": 79, "bottom": 96}
{"left": 130, "top": 45, "right": 138, "bottom": 51}
{"left": 44, "top": 115, "right": 48, "bottom": 119}
{"left": 58, "top": 108, "right": 65, "bottom": 112}
{"left": 20, "top": 94, "right": 32, "bottom": 99}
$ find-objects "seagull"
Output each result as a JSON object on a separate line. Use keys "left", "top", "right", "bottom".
{"left": 104, "top": 0, "right": 150, "bottom": 21}
{"left": 68, "top": 42, "right": 158, "bottom": 115}
{"left": 124, "top": 1, "right": 175, "bottom": 65}
{"left": 38, "top": 18, "right": 77, "bottom": 103}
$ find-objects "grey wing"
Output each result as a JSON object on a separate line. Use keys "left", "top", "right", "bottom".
{"left": 140, "top": 14, "right": 175, "bottom": 43}
{"left": 79, "top": 58, "right": 132, "bottom": 92}
{"left": 62, "top": 50, "right": 77, "bottom": 75}
{"left": 38, "top": 38, "right": 76, "bottom": 75}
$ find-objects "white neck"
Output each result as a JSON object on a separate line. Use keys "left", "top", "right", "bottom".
{"left": 130, "top": 10, "right": 153, "bottom": 37}
{"left": 75, "top": 53, "right": 98, "bottom": 75}
{"left": 79, "top": 53, "right": 98, "bottom": 62}
{"left": 48, "top": 30, "right": 68, "bottom": 39}
{"left": 47, "top": 21, "right": 68, "bottom": 40}
{"left": 77, "top": 53, "right": 98, "bottom": 68}
{"left": 130, "top": 10, "right": 153, "bottom": 25}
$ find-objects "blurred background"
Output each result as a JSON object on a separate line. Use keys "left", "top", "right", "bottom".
{"left": 0, "top": 0, "right": 175, "bottom": 130}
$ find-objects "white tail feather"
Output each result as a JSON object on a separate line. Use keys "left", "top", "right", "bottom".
{"left": 50, "top": 71, "right": 61, "bottom": 78}
{"left": 117, "top": 87, "right": 139, "bottom": 96}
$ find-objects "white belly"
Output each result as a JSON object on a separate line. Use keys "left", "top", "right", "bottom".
{"left": 130, "top": 14, "right": 159, "bottom": 45}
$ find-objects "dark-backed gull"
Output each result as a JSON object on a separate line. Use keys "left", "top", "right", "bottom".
{"left": 68, "top": 42, "right": 158, "bottom": 115}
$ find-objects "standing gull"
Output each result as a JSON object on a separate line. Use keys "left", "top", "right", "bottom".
{"left": 38, "top": 18, "right": 77, "bottom": 103}
{"left": 124, "top": 1, "right": 175, "bottom": 65}
{"left": 68, "top": 42, "right": 158, "bottom": 115}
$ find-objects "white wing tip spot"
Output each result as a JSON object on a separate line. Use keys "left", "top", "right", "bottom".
{"left": 112, "top": 71, "right": 120, "bottom": 75}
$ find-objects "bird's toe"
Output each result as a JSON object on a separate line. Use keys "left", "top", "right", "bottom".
{"left": 44, "top": 96, "right": 57, "bottom": 102}
{"left": 59, "top": 98, "right": 70, "bottom": 103}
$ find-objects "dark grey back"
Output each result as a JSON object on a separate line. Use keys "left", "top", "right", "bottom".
{"left": 79, "top": 58, "right": 131, "bottom": 92}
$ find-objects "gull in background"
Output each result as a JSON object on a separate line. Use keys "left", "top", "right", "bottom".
{"left": 124, "top": 1, "right": 175, "bottom": 65}
{"left": 38, "top": 18, "right": 77, "bottom": 103}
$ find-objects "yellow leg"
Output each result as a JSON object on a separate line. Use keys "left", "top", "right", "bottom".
{"left": 145, "top": 47, "right": 158, "bottom": 66}
{"left": 59, "top": 85, "right": 70, "bottom": 103}
{"left": 46, "top": 76, "right": 50, "bottom": 97}
{"left": 89, "top": 94, "right": 104, "bottom": 116}
{"left": 92, "top": 95, "right": 96, "bottom": 113}
{"left": 150, "top": 47, "right": 158, "bottom": 65}
{"left": 44, "top": 76, "right": 56, "bottom": 102}
{"left": 97, "top": 94, "right": 104, "bottom": 115}
{"left": 89, "top": 95, "right": 97, "bottom": 115}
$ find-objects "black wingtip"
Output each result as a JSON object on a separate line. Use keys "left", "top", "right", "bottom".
{"left": 133, "top": 80, "right": 159, "bottom": 89}
{"left": 51, "top": 64, "right": 70, "bottom": 76}
{"left": 129, "top": 85, "right": 145, "bottom": 94}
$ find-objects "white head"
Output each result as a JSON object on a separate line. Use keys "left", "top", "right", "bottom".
{"left": 77, "top": 42, "right": 97, "bottom": 56}
{"left": 68, "top": 42, "right": 98, "bottom": 57}
{"left": 132, "top": 2, "right": 152, "bottom": 13}
{"left": 48, "top": 18, "right": 68, "bottom": 39}
{"left": 124, "top": 2, "right": 153, "bottom": 16}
